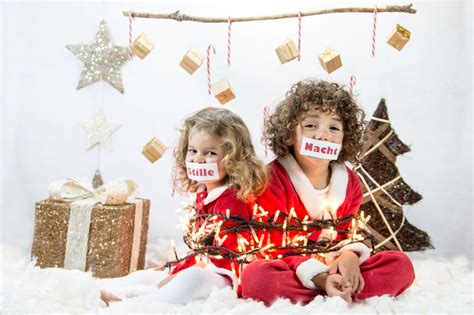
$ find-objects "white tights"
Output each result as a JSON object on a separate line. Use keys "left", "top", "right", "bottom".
{"left": 97, "top": 267, "right": 230, "bottom": 304}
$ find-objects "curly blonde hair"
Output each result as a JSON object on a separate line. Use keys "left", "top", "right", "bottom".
{"left": 264, "top": 79, "right": 366, "bottom": 164}
{"left": 173, "top": 107, "right": 268, "bottom": 202}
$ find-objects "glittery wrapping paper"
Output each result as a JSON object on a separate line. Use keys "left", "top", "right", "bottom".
{"left": 31, "top": 199, "right": 150, "bottom": 278}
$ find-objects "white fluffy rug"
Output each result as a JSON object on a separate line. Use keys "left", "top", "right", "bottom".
{"left": 1, "top": 238, "right": 472, "bottom": 314}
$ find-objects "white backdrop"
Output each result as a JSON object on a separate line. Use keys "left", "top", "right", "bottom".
{"left": 1, "top": 0, "right": 472, "bottom": 259}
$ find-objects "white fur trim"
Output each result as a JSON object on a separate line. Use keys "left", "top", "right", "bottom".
{"left": 295, "top": 259, "right": 329, "bottom": 290}
{"left": 278, "top": 155, "right": 348, "bottom": 220}
{"left": 325, "top": 240, "right": 371, "bottom": 265}
{"left": 203, "top": 185, "right": 228, "bottom": 205}
{"left": 204, "top": 262, "right": 238, "bottom": 293}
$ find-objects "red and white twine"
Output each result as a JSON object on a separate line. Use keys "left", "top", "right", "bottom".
{"left": 371, "top": 6, "right": 378, "bottom": 57}
{"left": 349, "top": 75, "right": 357, "bottom": 96}
{"left": 297, "top": 12, "right": 302, "bottom": 61}
{"left": 207, "top": 44, "right": 216, "bottom": 95}
{"left": 227, "top": 17, "right": 232, "bottom": 65}
{"left": 263, "top": 105, "right": 270, "bottom": 156}
{"left": 128, "top": 10, "right": 134, "bottom": 59}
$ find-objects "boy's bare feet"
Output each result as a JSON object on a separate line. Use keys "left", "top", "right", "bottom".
{"left": 100, "top": 290, "right": 122, "bottom": 306}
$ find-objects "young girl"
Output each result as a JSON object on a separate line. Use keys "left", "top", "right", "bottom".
{"left": 100, "top": 107, "right": 267, "bottom": 305}
{"left": 240, "top": 79, "right": 415, "bottom": 306}
{"left": 164, "top": 106, "right": 267, "bottom": 297}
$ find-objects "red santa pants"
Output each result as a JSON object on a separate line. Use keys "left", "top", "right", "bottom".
{"left": 241, "top": 251, "right": 415, "bottom": 306}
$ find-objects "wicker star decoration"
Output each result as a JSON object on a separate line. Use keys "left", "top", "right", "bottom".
{"left": 81, "top": 110, "right": 121, "bottom": 151}
{"left": 66, "top": 20, "right": 130, "bottom": 93}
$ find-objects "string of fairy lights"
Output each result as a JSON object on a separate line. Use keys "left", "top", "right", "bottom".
{"left": 164, "top": 203, "right": 375, "bottom": 279}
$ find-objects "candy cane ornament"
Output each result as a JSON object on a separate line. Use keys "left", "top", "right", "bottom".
{"left": 297, "top": 12, "right": 302, "bottom": 61}
{"left": 263, "top": 105, "right": 270, "bottom": 156}
{"left": 227, "top": 17, "right": 232, "bottom": 66}
{"left": 349, "top": 75, "right": 357, "bottom": 96}
{"left": 371, "top": 6, "right": 378, "bottom": 57}
{"left": 207, "top": 45, "right": 216, "bottom": 95}
{"left": 128, "top": 10, "right": 134, "bottom": 59}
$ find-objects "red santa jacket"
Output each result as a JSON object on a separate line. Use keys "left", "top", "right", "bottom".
{"left": 171, "top": 186, "right": 253, "bottom": 292}
{"left": 255, "top": 155, "right": 371, "bottom": 290}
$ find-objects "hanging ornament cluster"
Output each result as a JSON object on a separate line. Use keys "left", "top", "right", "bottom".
{"left": 387, "top": 24, "right": 411, "bottom": 51}
{"left": 354, "top": 99, "right": 433, "bottom": 252}
{"left": 142, "top": 137, "right": 167, "bottom": 163}
{"left": 66, "top": 20, "right": 130, "bottom": 94}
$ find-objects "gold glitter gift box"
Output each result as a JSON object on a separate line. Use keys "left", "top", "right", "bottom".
{"left": 31, "top": 179, "right": 150, "bottom": 278}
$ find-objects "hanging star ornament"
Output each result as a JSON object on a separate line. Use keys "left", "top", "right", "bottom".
{"left": 66, "top": 20, "right": 130, "bottom": 93}
{"left": 81, "top": 110, "right": 121, "bottom": 151}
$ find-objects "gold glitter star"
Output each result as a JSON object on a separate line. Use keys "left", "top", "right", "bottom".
{"left": 66, "top": 20, "right": 130, "bottom": 93}
{"left": 81, "top": 110, "right": 121, "bottom": 151}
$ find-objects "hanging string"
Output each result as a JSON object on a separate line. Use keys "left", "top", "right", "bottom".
{"left": 371, "top": 6, "right": 378, "bottom": 57}
{"left": 297, "top": 11, "right": 302, "bottom": 61}
{"left": 207, "top": 44, "right": 216, "bottom": 95}
{"left": 97, "top": 144, "right": 101, "bottom": 171}
{"left": 349, "top": 75, "right": 357, "bottom": 96}
{"left": 227, "top": 17, "right": 232, "bottom": 65}
{"left": 128, "top": 10, "right": 134, "bottom": 59}
{"left": 99, "top": 0, "right": 105, "bottom": 172}
{"left": 263, "top": 105, "right": 270, "bottom": 156}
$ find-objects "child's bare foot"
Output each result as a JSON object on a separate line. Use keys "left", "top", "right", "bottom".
{"left": 100, "top": 290, "right": 121, "bottom": 306}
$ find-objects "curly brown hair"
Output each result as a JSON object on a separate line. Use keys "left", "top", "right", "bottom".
{"left": 173, "top": 107, "right": 268, "bottom": 202}
{"left": 263, "top": 79, "right": 366, "bottom": 164}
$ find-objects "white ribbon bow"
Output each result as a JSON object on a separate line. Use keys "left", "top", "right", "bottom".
{"left": 48, "top": 177, "right": 138, "bottom": 205}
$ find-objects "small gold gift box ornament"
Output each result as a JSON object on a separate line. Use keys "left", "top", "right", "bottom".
{"left": 212, "top": 80, "right": 236, "bottom": 105}
{"left": 318, "top": 49, "right": 342, "bottom": 74}
{"left": 131, "top": 33, "right": 155, "bottom": 59}
{"left": 387, "top": 24, "right": 411, "bottom": 51}
{"left": 179, "top": 49, "right": 205, "bottom": 75}
{"left": 275, "top": 39, "right": 300, "bottom": 64}
{"left": 142, "top": 137, "right": 166, "bottom": 163}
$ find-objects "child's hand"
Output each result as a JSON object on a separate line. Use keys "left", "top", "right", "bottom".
{"left": 328, "top": 251, "right": 364, "bottom": 294}
{"left": 325, "top": 273, "right": 352, "bottom": 304}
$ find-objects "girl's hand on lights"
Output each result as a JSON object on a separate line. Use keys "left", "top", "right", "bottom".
{"left": 328, "top": 251, "right": 364, "bottom": 294}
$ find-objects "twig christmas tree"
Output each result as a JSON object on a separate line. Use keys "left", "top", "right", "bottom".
{"left": 354, "top": 99, "right": 433, "bottom": 252}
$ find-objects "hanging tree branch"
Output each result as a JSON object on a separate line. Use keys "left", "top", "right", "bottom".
{"left": 122, "top": 4, "right": 416, "bottom": 23}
